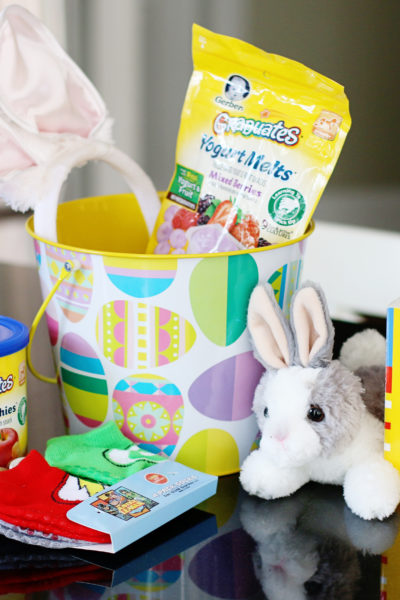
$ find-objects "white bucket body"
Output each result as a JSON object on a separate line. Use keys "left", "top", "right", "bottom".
{"left": 28, "top": 197, "right": 312, "bottom": 476}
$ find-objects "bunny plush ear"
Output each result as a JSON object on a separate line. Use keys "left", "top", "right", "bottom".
{"left": 290, "top": 282, "right": 334, "bottom": 368}
{"left": 0, "top": 4, "right": 107, "bottom": 138}
{"left": 247, "top": 284, "right": 295, "bottom": 369}
{"left": 0, "top": 5, "right": 160, "bottom": 242}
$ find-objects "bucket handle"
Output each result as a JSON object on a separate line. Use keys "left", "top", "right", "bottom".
{"left": 27, "top": 259, "right": 81, "bottom": 384}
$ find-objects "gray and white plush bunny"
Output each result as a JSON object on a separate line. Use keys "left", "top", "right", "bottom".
{"left": 239, "top": 281, "right": 400, "bottom": 520}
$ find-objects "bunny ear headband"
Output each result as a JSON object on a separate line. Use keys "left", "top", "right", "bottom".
{"left": 0, "top": 4, "right": 160, "bottom": 242}
{"left": 247, "top": 281, "right": 335, "bottom": 370}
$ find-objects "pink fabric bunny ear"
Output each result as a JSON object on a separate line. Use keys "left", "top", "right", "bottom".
{"left": 0, "top": 5, "right": 160, "bottom": 242}
{"left": 0, "top": 122, "right": 36, "bottom": 177}
{"left": 0, "top": 4, "right": 107, "bottom": 138}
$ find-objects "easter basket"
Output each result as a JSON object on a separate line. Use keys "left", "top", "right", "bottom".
{"left": 26, "top": 193, "right": 313, "bottom": 476}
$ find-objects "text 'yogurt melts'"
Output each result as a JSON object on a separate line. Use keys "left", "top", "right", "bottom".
{"left": 0, "top": 317, "right": 29, "bottom": 468}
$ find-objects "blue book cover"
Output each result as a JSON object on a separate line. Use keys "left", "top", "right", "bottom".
{"left": 67, "top": 461, "right": 218, "bottom": 553}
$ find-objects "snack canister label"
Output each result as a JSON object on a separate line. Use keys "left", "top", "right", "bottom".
{"left": 0, "top": 317, "right": 29, "bottom": 468}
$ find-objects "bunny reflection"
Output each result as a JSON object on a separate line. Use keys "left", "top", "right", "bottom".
{"left": 240, "top": 282, "right": 400, "bottom": 521}
{"left": 240, "top": 485, "right": 399, "bottom": 600}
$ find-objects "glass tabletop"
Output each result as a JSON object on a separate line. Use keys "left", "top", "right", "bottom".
{"left": 0, "top": 474, "right": 393, "bottom": 599}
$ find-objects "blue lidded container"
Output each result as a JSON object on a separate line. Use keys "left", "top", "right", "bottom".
{"left": 0, "top": 316, "right": 29, "bottom": 467}
{"left": 0, "top": 316, "right": 29, "bottom": 357}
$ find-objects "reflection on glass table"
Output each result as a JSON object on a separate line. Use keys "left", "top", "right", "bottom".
{"left": 241, "top": 483, "right": 398, "bottom": 600}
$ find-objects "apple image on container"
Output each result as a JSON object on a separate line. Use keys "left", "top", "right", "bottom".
{"left": 0, "top": 428, "right": 19, "bottom": 468}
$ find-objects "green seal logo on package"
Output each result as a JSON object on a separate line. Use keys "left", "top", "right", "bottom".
{"left": 18, "top": 396, "right": 27, "bottom": 426}
{"left": 147, "top": 24, "right": 351, "bottom": 255}
{"left": 268, "top": 189, "right": 306, "bottom": 226}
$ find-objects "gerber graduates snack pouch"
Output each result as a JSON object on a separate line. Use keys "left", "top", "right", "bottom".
{"left": 147, "top": 25, "right": 351, "bottom": 254}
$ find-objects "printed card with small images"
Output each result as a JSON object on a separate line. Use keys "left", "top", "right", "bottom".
{"left": 67, "top": 460, "right": 218, "bottom": 553}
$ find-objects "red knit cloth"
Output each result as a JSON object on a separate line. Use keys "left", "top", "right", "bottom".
{"left": 0, "top": 451, "right": 110, "bottom": 544}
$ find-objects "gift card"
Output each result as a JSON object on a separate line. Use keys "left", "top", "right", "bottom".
{"left": 67, "top": 460, "right": 218, "bottom": 553}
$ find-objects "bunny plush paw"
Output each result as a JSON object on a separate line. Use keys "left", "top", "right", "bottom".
{"left": 240, "top": 449, "right": 309, "bottom": 499}
{"left": 343, "top": 506, "right": 400, "bottom": 554}
{"left": 343, "top": 458, "right": 400, "bottom": 521}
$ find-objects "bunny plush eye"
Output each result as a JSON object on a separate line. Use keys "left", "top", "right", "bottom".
{"left": 263, "top": 406, "right": 269, "bottom": 418}
{"left": 307, "top": 404, "right": 325, "bottom": 422}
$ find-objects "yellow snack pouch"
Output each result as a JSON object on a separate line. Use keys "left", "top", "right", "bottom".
{"left": 147, "top": 24, "right": 351, "bottom": 254}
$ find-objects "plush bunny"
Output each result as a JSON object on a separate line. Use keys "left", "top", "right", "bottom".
{"left": 0, "top": 5, "right": 160, "bottom": 242}
{"left": 239, "top": 281, "right": 400, "bottom": 520}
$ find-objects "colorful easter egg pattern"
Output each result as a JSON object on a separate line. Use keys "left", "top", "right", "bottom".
{"left": 251, "top": 431, "right": 262, "bottom": 451}
{"left": 45, "top": 312, "right": 59, "bottom": 347}
{"left": 113, "top": 374, "right": 183, "bottom": 456}
{"left": 176, "top": 429, "right": 239, "bottom": 475}
{"left": 189, "top": 253, "right": 258, "bottom": 346}
{"left": 37, "top": 280, "right": 59, "bottom": 347}
{"left": 33, "top": 239, "right": 41, "bottom": 265}
{"left": 60, "top": 333, "right": 108, "bottom": 428}
{"left": 45, "top": 296, "right": 59, "bottom": 347}
{"left": 189, "top": 351, "right": 264, "bottom": 421}
{"left": 268, "top": 258, "right": 303, "bottom": 317}
{"left": 45, "top": 245, "right": 93, "bottom": 322}
{"left": 96, "top": 300, "right": 196, "bottom": 369}
{"left": 35, "top": 244, "right": 59, "bottom": 345}
{"left": 129, "top": 555, "right": 183, "bottom": 592}
{"left": 188, "top": 529, "right": 261, "bottom": 598}
{"left": 103, "top": 255, "right": 177, "bottom": 298}
{"left": 136, "top": 442, "right": 170, "bottom": 457}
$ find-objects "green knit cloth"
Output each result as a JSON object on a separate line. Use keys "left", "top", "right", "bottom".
{"left": 45, "top": 422, "right": 166, "bottom": 485}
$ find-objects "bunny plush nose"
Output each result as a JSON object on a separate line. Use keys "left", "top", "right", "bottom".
{"left": 273, "top": 428, "right": 288, "bottom": 443}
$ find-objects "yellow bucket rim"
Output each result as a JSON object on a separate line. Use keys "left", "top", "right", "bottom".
{"left": 26, "top": 206, "right": 314, "bottom": 260}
